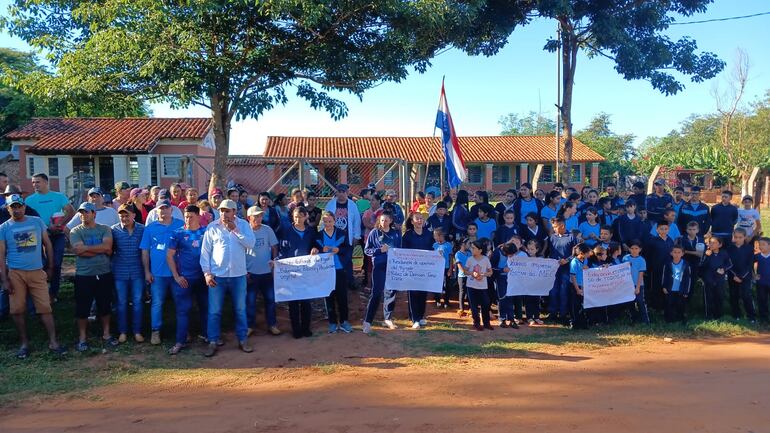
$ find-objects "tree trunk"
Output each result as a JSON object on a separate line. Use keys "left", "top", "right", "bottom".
{"left": 559, "top": 19, "right": 578, "bottom": 184}
{"left": 209, "top": 92, "right": 231, "bottom": 194}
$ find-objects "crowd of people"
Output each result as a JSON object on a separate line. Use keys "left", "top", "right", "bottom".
{"left": 1, "top": 172, "right": 768, "bottom": 360}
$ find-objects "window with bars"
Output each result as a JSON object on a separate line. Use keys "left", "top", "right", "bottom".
{"left": 570, "top": 164, "right": 583, "bottom": 183}
{"left": 48, "top": 157, "right": 59, "bottom": 177}
{"left": 466, "top": 165, "right": 483, "bottom": 184}
{"left": 492, "top": 165, "right": 510, "bottom": 184}
{"left": 541, "top": 165, "right": 554, "bottom": 183}
{"left": 162, "top": 156, "right": 181, "bottom": 178}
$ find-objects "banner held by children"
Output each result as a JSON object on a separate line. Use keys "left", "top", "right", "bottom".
{"left": 506, "top": 256, "right": 560, "bottom": 296}
{"left": 273, "top": 253, "right": 336, "bottom": 302}
{"left": 385, "top": 248, "right": 444, "bottom": 293}
{"left": 583, "top": 262, "right": 636, "bottom": 308}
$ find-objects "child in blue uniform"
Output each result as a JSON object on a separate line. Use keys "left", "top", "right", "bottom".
{"left": 279, "top": 207, "right": 319, "bottom": 339}
{"left": 700, "top": 236, "right": 732, "bottom": 320}
{"left": 755, "top": 238, "right": 770, "bottom": 323}
{"left": 569, "top": 243, "right": 592, "bottom": 329}
{"left": 316, "top": 211, "right": 351, "bottom": 334}
{"left": 433, "top": 227, "right": 453, "bottom": 309}
{"left": 363, "top": 212, "right": 402, "bottom": 333}
{"left": 622, "top": 240, "right": 650, "bottom": 324}
{"left": 662, "top": 245, "right": 691, "bottom": 324}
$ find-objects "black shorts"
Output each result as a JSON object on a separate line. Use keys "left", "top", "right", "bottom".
{"left": 74, "top": 273, "right": 114, "bottom": 319}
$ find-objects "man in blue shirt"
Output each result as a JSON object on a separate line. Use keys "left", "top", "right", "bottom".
{"left": 710, "top": 190, "right": 739, "bottom": 241}
{"left": 166, "top": 204, "right": 208, "bottom": 355}
{"left": 25, "top": 173, "right": 75, "bottom": 301}
{"left": 677, "top": 186, "right": 711, "bottom": 237}
{"left": 111, "top": 204, "right": 145, "bottom": 344}
{"left": 140, "top": 199, "right": 183, "bottom": 346}
{"left": 0, "top": 194, "right": 65, "bottom": 359}
{"left": 645, "top": 179, "right": 673, "bottom": 224}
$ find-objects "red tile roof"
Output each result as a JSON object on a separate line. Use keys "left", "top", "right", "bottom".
{"left": 261, "top": 136, "right": 604, "bottom": 163}
{"left": 6, "top": 118, "right": 212, "bottom": 155}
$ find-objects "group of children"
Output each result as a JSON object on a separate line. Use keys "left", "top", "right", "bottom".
{"left": 362, "top": 185, "right": 770, "bottom": 333}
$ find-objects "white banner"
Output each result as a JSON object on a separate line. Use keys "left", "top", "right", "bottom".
{"left": 273, "top": 253, "right": 336, "bottom": 302}
{"left": 506, "top": 256, "right": 560, "bottom": 296}
{"left": 384, "top": 248, "right": 445, "bottom": 293}
{"left": 583, "top": 262, "right": 636, "bottom": 308}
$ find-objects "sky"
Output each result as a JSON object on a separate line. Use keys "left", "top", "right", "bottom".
{"left": 1, "top": 0, "right": 768, "bottom": 155}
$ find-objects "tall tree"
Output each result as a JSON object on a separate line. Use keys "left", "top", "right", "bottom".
{"left": 3, "top": 0, "right": 529, "bottom": 191}
{"left": 536, "top": 0, "right": 724, "bottom": 181}
{"left": 0, "top": 47, "right": 148, "bottom": 149}
{"left": 499, "top": 110, "right": 556, "bottom": 136}
{"left": 574, "top": 112, "right": 635, "bottom": 182}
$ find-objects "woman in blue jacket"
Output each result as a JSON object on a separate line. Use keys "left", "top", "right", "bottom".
{"left": 363, "top": 212, "right": 402, "bottom": 333}
{"left": 451, "top": 190, "right": 471, "bottom": 238}
{"left": 279, "top": 207, "right": 319, "bottom": 339}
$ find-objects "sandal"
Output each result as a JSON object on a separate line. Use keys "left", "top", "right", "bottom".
{"left": 16, "top": 346, "right": 30, "bottom": 359}
{"left": 76, "top": 341, "right": 89, "bottom": 352}
{"left": 168, "top": 343, "right": 185, "bottom": 355}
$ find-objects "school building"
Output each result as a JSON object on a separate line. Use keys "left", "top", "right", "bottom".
{"left": 5, "top": 117, "right": 215, "bottom": 200}
{"left": 226, "top": 136, "right": 605, "bottom": 200}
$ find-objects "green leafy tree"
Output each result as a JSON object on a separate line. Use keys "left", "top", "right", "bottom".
{"left": 0, "top": 47, "right": 148, "bottom": 149}
{"left": 535, "top": 0, "right": 724, "bottom": 182}
{"left": 2, "top": 0, "right": 529, "bottom": 190}
{"left": 574, "top": 112, "right": 635, "bottom": 182}
{"left": 499, "top": 110, "right": 556, "bottom": 135}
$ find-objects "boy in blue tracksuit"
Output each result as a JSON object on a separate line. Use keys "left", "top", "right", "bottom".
{"left": 546, "top": 217, "right": 577, "bottom": 326}
{"left": 363, "top": 212, "right": 402, "bottom": 333}
{"left": 677, "top": 186, "right": 711, "bottom": 236}
{"left": 662, "top": 245, "right": 692, "bottom": 323}
{"left": 644, "top": 222, "right": 675, "bottom": 311}
{"left": 726, "top": 228, "right": 756, "bottom": 322}
{"left": 432, "top": 228, "right": 453, "bottom": 308}
{"left": 755, "top": 238, "right": 770, "bottom": 323}
{"left": 616, "top": 201, "right": 645, "bottom": 251}
{"left": 710, "top": 190, "right": 739, "bottom": 242}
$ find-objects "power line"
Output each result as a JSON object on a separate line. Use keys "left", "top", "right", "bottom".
{"left": 670, "top": 11, "right": 770, "bottom": 25}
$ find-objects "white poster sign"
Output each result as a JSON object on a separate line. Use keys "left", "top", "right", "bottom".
{"left": 506, "top": 257, "right": 560, "bottom": 296}
{"left": 583, "top": 262, "right": 636, "bottom": 308}
{"left": 384, "top": 248, "right": 445, "bottom": 293}
{"left": 273, "top": 253, "right": 336, "bottom": 302}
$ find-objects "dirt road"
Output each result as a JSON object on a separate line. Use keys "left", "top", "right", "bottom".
{"left": 2, "top": 334, "right": 768, "bottom": 433}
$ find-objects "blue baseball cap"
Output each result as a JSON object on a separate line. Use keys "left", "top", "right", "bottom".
{"left": 78, "top": 202, "right": 96, "bottom": 212}
{"left": 156, "top": 199, "right": 172, "bottom": 208}
{"left": 87, "top": 187, "right": 103, "bottom": 196}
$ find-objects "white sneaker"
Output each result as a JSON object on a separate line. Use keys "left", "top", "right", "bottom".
{"left": 383, "top": 319, "right": 398, "bottom": 330}
{"left": 419, "top": 319, "right": 428, "bottom": 326}
{"left": 411, "top": 321, "right": 421, "bottom": 329}
{"left": 362, "top": 322, "right": 372, "bottom": 334}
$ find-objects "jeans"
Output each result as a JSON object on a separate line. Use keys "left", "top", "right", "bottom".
{"left": 728, "top": 278, "right": 756, "bottom": 320}
{"left": 549, "top": 268, "right": 571, "bottom": 318}
{"left": 114, "top": 278, "right": 144, "bottom": 335}
{"left": 495, "top": 276, "right": 513, "bottom": 322}
{"left": 47, "top": 231, "right": 66, "bottom": 298}
{"left": 150, "top": 276, "right": 174, "bottom": 331}
{"left": 364, "top": 264, "right": 397, "bottom": 323}
{"left": 207, "top": 275, "right": 248, "bottom": 343}
{"left": 457, "top": 276, "right": 468, "bottom": 311}
{"left": 189, "top": 276, "right": 208, "bottom": 338}
{"left": 170, "top": 280, "right": 192, "bottom": 345}
{"left": 246, "top": 273, "right": 276, "bottom": 328}
{"left": 467, "top": 288, "right": 491, "bottom": 326}
{"left": 325, "top": 269, "right": 349, "bottom": 324}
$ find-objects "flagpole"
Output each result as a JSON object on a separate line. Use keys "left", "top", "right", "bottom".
{"left": 436, "top": 75, "right": 446, "bottom": 194}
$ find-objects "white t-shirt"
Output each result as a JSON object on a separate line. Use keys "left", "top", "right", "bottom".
{"left": 66, "top": 205, "right": 120, "bottom": 229}
{"left": 737, "top": 208, "right": 761, "bottom": 237}
{"left": 464, "top": 255, "right": 492, "bottom": 290}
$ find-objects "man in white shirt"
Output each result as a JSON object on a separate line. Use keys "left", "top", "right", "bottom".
{"left": 66, "top": 187, "right": 120, "bottom": 230}
{"left": 145, "top": 189, "right": 184, "bottom": 224}
{"left": 199, "top": 199, "right": 255, "bottom": 357}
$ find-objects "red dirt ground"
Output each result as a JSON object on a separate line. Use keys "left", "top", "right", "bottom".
{"left": 1, "top": 330, "right": 769, "bottom": 433}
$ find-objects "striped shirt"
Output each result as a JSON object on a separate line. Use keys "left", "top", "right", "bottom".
{"left": 111, "top": 222, "right": 145, "bottom": 280}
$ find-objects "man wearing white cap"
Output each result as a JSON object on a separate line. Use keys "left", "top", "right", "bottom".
{"left": 245, "top": 206, "right": 280, "bottom": 336}
{"left": 200, "top": 199, "right": 255, "bottom": 357}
